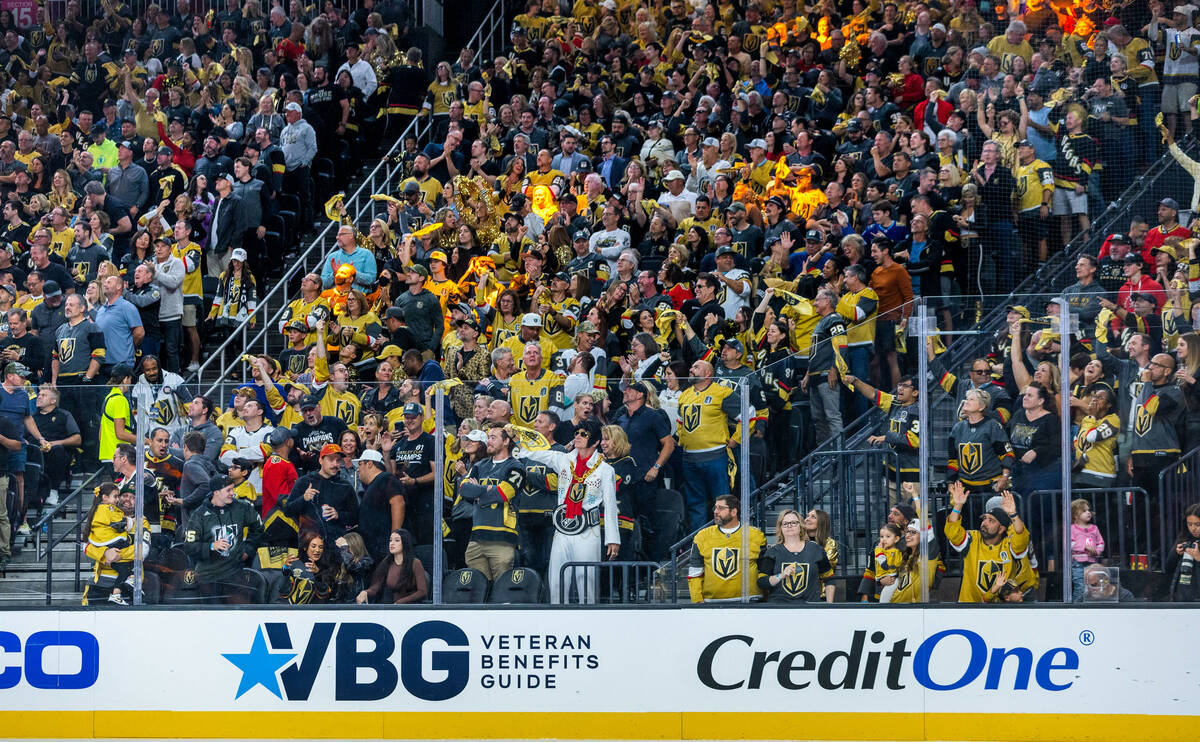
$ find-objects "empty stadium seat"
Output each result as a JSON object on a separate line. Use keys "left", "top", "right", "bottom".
{"left": 487, "top": 568, "right": 543, "bottom": 604}
{"left": 442, "top": 568, "right": 489, "bottom": 604}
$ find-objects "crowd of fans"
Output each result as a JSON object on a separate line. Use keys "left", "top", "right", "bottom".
{"left": 0, "top": 0, "right": 1196, "bottom": 604}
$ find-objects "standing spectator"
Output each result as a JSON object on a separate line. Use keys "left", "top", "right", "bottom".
{"left": 151, "top": 237, "right": 185, "bottom": 373}
{"left": 108, "top": 140, "right": 149, "bottom": 217}
{"left": 869, "top": 238, "right": 913, "bottom": 390}
{"left": 804, "top": 289, "right": 848, "bottom": 444}
{"left": 355, "top": 448, "right": 406, "bottom": 564}
{"left": 279, "top": 102, "right": 317, "bottom": 224}
{"left": 31, "top": 386, "right": 79, "bottom": 506}
{"left": 283, "top": 443, "right": 359, "bottom": 543}
{"left": 1070, "top": 498, "right": 1105, "bottom": 602}
{"left": 206, "top": 171, "right": 246, "bottom": 279}
{"left": 947, "top": 388, "right": 1015, "bottom": 493}
{"left": 972, "top": 141, "right": 1017, "bottom": 290}
{"left": 95, "top": 275, "right": 144, "bottom": 370}
{"left": 676, "top": 360, "right": 741, "bottom": 532}
{"left": 51, "top": 294, "right": 105, "bottom": 462}
{"left": 459, "top": 423, "right": 525, "bottom": 580}
{"left": 1130, "top": 354, "right": 1183, "bottom": 556}
{"left": 757, "top": 508, "right": 834, "bottom": 603}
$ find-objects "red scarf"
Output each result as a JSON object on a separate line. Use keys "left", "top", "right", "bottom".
{"left": 565, "top": 452, "right": 596, "bottom": 520}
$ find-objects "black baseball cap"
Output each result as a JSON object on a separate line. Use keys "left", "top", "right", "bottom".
{"left": 298, "top": 394, "right": 320, "bottom": 410}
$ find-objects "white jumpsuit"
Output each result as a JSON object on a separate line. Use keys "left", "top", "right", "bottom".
{"left": 516, "top": 448, "right": 619, "bottom": 604}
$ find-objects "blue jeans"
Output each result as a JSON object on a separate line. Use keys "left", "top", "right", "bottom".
{"left": 1071, "top": 560, "right": 1088, "bottom": 603}
{"left": 845, "top": 345, "right": 871, "bottom": 420}
{"left": 681, "top": 454, "right": 730, "bottom": 533}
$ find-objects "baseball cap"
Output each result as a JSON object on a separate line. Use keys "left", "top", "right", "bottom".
{"left": 90, "top": 122, "right": 107, "bottom": 135}
{"left": 298, "top": 394, "right": 320, "bottom": 410}
{"left": 715, "top": 245, "right": 735, "bottom": 257}
{"left": 403, "top": 402, "right": 423, "bottom": 417}
{"left": 577, "top": 320, "right": 599, "bottom": 334}
{"left": 1108, "top": 232, "right": 1131, "bottom": 244}
{"left": 748, "top": 138, "right": 767, "bottom": 149}
{"left": 403, "top": 181, "right": 421, "bottom": 194}
{"left": 931, "top": 22, "right": 947, "bottom": 31}
{"left": 766, "top": 195, "right": 787, "bottom": 210}
{"left": 42, "top": 280, "right": 62, "bottom": 298}
{"left": 464, "top": 429, "right": 488, "bottom": 443}
{"left": 1123, "top": 253, "right": 1144, "bottom": 264}
{"left": 429, "top": 250, "right": 448, "bottom": 263}
{"left": 721, "top": 337, "right": 744, "bottom": 352}
{"left": 1152, "top": 244, "right": 1179, "bottom": 260}
{"left": 627, "top": 380, "right": 650, "bottom": 397}
{"left": 662, "top": 170, "right": 685, "bottom": 182}
{"left": 319, "top": 443, "right": 343, "bottom": 458}
{"left": 520, "top": 312, "right": 543, "bottom": 328}
{"left": 728, "top": 202, "right": 747, "bottom": 213}
{"left": 805, "top": 229, "right": 823, "bottom": 242}
{"left": 285, "top": 320, "right": 308, "bottom": 333}
{"left": 1130, "top": 291, "right": 1158, "bottom": 305}
{"left": 284, "top": 102, "right": 302, "bottom": 113}
{"left": 384, "top": 307, "right": 405, "bottom": 321}
{"left": 355, "top": 449, "right": 385, "bottom": 465}
{"left": 553, "top": 271, "right": 570, "bottom": 282}
{"left": 213, "top": 171, "right": 232, "bottom": 183}
{"left": 1016, "top": 139, "right": 1034, "bottom": 148}
{"left": 893, "top": 502, "right": 918, "bottom": 521}
{"left": 208, "top": 474, "right": 231, "bottom": 492}
{"left": 1007, "top": 304, "right": 1030, "bottom": 319}
{"left": 3, "top": 362, "right": 28, "bottom": 377}
{"left": 1161, "top": 197, "right": 1181, "bottom": 211}
{"left": 702, "top": 136, "right": 720, "bottom": 148}
{"left": 573, "top": 230, "right": 590, "bottom": 242}
{"left": 408, "top": 264, "right": 430, "bottom": 277}
{"left": 267, "top": 427, "right": 293, "bottom": 448}
{"left": 378, "top": 344, "right": 403, "bottom": 358}
{"left": 231, "top": 247, "right": 248, "bottom": 262}
{"left": 118, "top": 140, "right": 135, "bottom": 151}
{"left": 157, "top": 145, "right": 173, "bottom": 156}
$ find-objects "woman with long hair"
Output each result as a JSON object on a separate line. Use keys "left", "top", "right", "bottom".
{"left": 888, "top": 523, "right": 945, "bottom": 603}
{"left": 332, "top": 532, "right": 375, "bottom": 602}
{"left": 282, "top": 531, "right": 339, "bottom": 604}
{"left": 804, "top": 508, "right": 838, "bottom": 602}
{"left": 337, "top": 290, "right": 382, "bottom": 359}
{"left": 446, "top": 421, "right": 488, "bottom": 568}
{"left": 48, "top": 169, "right": 76, "bottom": 212}
{"left": 497, "top": 155, "right": 527, "bottom": 205}
{"left": 207, "top": 249, "right": 259, "bottom": 331}
{"left": 489, "top": 288, "right": 522, "bottom": 350}
{"left": 1166, "top": 503, "right": 1200, "bottom": 601}
{"left": 120, "top": 231, "right": 153, "bottom": 277}
{"left": 600, "top": 425, "right": 637, "bottom": 560}
{"left": 356, "top": 529, "right": 428, "bottom": 604}
{"left": 758, "top": 509, "right": 834, "bottom": 602}
{"left": 360, "top": 359, "right": 403, "bottom": 416}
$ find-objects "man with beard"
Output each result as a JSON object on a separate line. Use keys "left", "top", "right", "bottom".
{"left": 290, "top": 393, "right": 348, "bottom": 474}
{"left": 687, "top": 494, "right": 767, "bottom": 603}
{"left": 31, "top": 386, "right": 79, "bottom": 507}
{"left": 131, "top": 354, "right": 188, "bottom": 434}
{"left": 459, "top": 423, "right": 526, "bottom": 580}
{"left": 0, "top": 309, "right": 43, "bottom": 382}
{"left": 383, "top": 402, "right": 437, "bottom": 545}
{"left": 945, "top": 482, "right": 1028, "bottom": 602}
{"left": 192, "top": 136, "right": 233, "bottom": 191}
{"left": 305, "top": 65, "right": 348, "bottom": 151}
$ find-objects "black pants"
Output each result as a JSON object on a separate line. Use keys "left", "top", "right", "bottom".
{"left": 43, "top": 444, "right": 72, "bottom": 493}
{"left": 517, "top": 512, "right": 554, "bottom": 580}
{"left": 160, "top": 319, "right": 183, "bottom": 374}
{"left": 282, "top": 166, "right": 312, "bottom": 225}
{"left": 58, "top": 380, "right": 98, "bottom": 464}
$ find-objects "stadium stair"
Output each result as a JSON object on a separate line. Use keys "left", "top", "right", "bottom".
{"left": 0, "top": 473, "right": 96, "bottom": 606}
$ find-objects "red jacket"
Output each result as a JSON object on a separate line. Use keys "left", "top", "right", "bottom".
{"left": 893, "top": 73, "right": 926, "bottom": 110}
{"left": 914, "top": 97, "right": 953, "bottom": 132}
{"left": 261, "top": 452, "right": 298, "bottom": 517}
{"left": 156, "top": 120, "right": 196, "bottom": 178}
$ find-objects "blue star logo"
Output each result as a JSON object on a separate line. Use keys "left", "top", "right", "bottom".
{"left": 222, "top": 626, "right": 297, "bottom": 700}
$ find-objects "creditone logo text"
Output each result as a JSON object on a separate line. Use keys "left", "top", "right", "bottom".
{"left": 0, "top": 631, "right": 99, "bottom": 690}
{"left": 698, "top": 629, "right": 1080, "bottom": 692}
{"left": 223, "top": 620, "right": 469, "bottom": 701}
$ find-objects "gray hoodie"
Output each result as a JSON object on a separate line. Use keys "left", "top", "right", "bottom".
{"left": 180, "top": 453, "right": 216, "bottom": 511}
{"left": 169, "top": 420, "right": 224, "bottom": 464}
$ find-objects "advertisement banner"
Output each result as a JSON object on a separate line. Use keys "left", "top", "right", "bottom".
{"left": 0, "top": 607, "right": 1195, "bottom": 740}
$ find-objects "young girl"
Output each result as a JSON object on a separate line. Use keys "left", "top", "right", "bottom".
{"left": 84, "top": 483, "right": 135, "bottom": 605}
{"left": 875, "top": 523, "right": 904, "bottom": 603}
{"left": 1069, "top": 499, "right": 1105, "bottom": 602}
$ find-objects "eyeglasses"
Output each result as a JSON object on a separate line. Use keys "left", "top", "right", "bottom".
{"left": 713, "top": 505, "right": 731, "bottom": 512}
{"left": 780, "top": 520, "right": 802, "bottom": 527}
{"left": 1149, "top": 360, "right": 1172, "bottom": 369}
{"left": 970, "top": 368, "right": 990, "bottom": 375}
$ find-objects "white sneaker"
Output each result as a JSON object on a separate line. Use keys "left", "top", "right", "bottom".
{"left": 186, "top": 361, "right": 200, "bottom": 372}
{"left": 16, "top": 522, "right": 30, "bottom": 536}
{"left": 107, "top": 593, "right": 130, "bottom": 606}
{"left": 45, "top": 490, "right": 58, "bottom": 507}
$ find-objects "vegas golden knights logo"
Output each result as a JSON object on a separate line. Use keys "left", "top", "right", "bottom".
{"left": 682, "top": 404, "right": 701, "bottom": 432}
{"left": 568, "top": 482, "right": 586, "bottom": 504}
{"left": 459, "top": 570, "right": 474, "bottom": 586}
{"left": 334, "top": 399, "right": 355, "bottom": 424}
{"left": 511, "top": 569, "right": 525, "bottom": 585}
{"left": 287, "top": 578, "right": 314, "bottom": 605}
{"left": 781, "top": 563, "right": 809, "bottom": 596}
{"left": 57, "top": 337, "right": 76, "bottom": 364}
{"left": 712, "top": 547, "right": 739, "bottom": 580}
{"left": 960, "top": 442, "right": 982, "bottom": 475}
{"left": 520, "top": 395, "right": 540, "bottom": 423}
{"left": 183, "top": 569, "right": 196, "bottom": 586}
{"left": 1134, "top": 402, "right": 1153, "bottom": 436}
{"left": 976, "top": 560, "right": 1003, "bottom": 593}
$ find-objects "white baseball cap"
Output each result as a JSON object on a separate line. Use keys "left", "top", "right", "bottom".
{"left": 231, "top": 247, "right": 248, "bottom": 262}
{"left": 355, "top": 449, "right": 385, "bottom": 465}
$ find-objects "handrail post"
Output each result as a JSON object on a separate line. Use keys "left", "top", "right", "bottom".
{"left": 1053, "top": 297, "right": 1075, "bottom": 602}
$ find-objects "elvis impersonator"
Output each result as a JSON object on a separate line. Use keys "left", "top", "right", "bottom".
{"left": 512, "top": 418, "right": 619, "bottom": 603}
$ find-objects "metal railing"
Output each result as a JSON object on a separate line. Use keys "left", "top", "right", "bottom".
{"left": 465, "top": 0, "right": 510, "bottom": 63}
{"left": 557, "top": 560, "right": 664, "bottom": 604}
{"left": 194, "top": 0, "right": 512, "bottom": 396}
{"left": 1159, "top": 445, "right": 1200, "bottom": 567}
{"left": 29, "top": 469, "right": 107, "bottom": 606}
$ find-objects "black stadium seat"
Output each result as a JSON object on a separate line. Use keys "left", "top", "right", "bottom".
{"left": 416, "top": 544, "right": 449, "bottom": 576}
{"left": 649, "top": 488, "right": 684, "bottom": 561}
{"left": 487, "top": 568, "right": 543, "bottom": 604}
{"left": 443, "top": 568, "right": 489, "bottom": 604}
